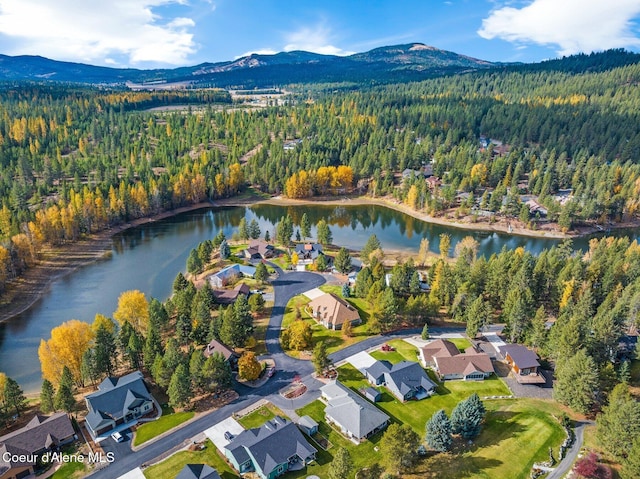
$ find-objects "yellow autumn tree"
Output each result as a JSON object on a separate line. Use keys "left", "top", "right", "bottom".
{"left": 92, "top": 313, "right": 116, "bottom": 334}
{"left": 238, "top": 352, "right": 262, "bottom": 381}
{"left": 113, "top": 290, "right": 149, "bottom": 335}
{"left": 38, "top": 319, "right": 94, "bottom": 386}
{"left": 291, "top": 252, "right": 299, "bottom": 266}
{"left": 405, "top": 184, "right": 419, "bottom": 210}
{"left": 0, "top": 372, "right": 6, "bottom": 405}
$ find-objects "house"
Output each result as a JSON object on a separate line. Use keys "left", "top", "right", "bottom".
{"left": 203, "top": 339, "right": 238, "bottom": 368}
{"left": 176, "top": 464, "right": 221, "bottom": 479}
{"left": 308, "top": 293, "right": 361, "bottom": 330}
{"left": 426, "top": 176, "right": 441, "bottom": 189}
{"left": 365, "top": 361, "right": 436, "bottom": 402}
{"left": 224, "top": 416, "right": 316, "bottom": 479}
{"left": 1, "top": 443, "right": 35, "bottom": 479}
{"left": 297, "top": 416, "right": 318, "bottom": 436}
{"left": 419, "top": 339, "right": 494, "bottom": 381}
{"left": 213, "top": 283, "right": 250, "bottom": 305}
{"left": 320, "top": 381, "right": 389, "bottom": 441}
{"left": 402, "top": 169, "right": 423, "bottom": 180}
{"left": 525, "top": 199, "right": 548, "bottom": 217}
{"left": 242, "top": 240, "right": 274, "bottom": 260}
{"left": 364, "top": 360, "right": 392, "bottom": 386}
{"left": 84, "top": 371, "right": 155, "bottom": 439}
{"left": 294, "top": 244, "right": 324, "bottom": 263}
{"left": 0, "top": 412, "right": 76, "bottom": 479}
{"left": 499, "top": 344, "right": 545, "bottom": 384}
{"left": 362, "top": 387, "right": 381, "bottom": 403}
{"left": 209, "top": 264, "right": 256, "bottom": 288}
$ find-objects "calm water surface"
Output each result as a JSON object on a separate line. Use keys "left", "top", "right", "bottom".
{"left": 1, "top": 203, "right": 637, "bottom": 392}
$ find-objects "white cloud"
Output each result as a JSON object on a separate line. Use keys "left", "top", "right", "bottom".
{"left": 235, "top": 48, "right": 278, "bottom": 59}
{"left": 0, "top": 0, "right": 198, "bottom": 65}
{"left": 478, "top": 0, "right": 640, "bottom": 55}
{"left": 283, "top": 25, "right": 354, "bottom": 56}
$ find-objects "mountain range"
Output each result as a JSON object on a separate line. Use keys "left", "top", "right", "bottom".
{"left": 0, "top": 43, "right": 497, "bottom": 87}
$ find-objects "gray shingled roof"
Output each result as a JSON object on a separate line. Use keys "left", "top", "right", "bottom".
{"left": 500, "top": 344, "right": 540, "bottom": 369}
{"left": 0, "top": 412, "right": 75, "bottom": 454}
{"left": 85, "top": 371, "right": 152, "bottom": 431}
{"left": 176, "top": 464, "right": 221, "bottom": 479}
{"left": 383, "top": 361, "right": 436, "bottom": 397}
{"left": 225, "top": 417, "right": 316, "bottom": 477}
{"left": 364, "top": 360, "right": 392, "bottom": 382}
{"left": 321, "top": 381, "right": 389, "bottom": 439}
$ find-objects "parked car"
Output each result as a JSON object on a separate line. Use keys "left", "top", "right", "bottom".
{"left": 111, "top": 431, "right": 124, "bottom": 443}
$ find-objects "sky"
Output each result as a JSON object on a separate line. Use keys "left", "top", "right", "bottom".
{"left": 0, "top": 0, "right": 638, "bottom": 68}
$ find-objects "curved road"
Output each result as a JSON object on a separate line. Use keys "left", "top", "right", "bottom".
{"left": 547, "top": 421, "right": 592, "bottom": 479}
{"left": 91, "top": 267, "right": 464, "bottom": 479}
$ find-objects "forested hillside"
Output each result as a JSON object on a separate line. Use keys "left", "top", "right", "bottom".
{"left": 1, "top": 50, "right": 640, "bottom": 293}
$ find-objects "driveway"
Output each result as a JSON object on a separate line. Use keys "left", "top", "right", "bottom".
{"left": 100, "top": 429, "right": 134, "bottom": 460}
{"left": 204, "top": 417, "right": 244, "bottom": 452}
{"left": 547, "top": 421, "right": 592, "bottom": 479}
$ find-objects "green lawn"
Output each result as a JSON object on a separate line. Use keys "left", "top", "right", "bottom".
{"left": 336, "top": 363, "right": 511, "bottom": 434}
{"left": 408, "top": 399, "right": 567, "bottom": 479}
{"left": 237, "top": 403, "right": 287, "bottom": 429}
{"left": 291, "top": 400, "right": 386, "bottom": 479}
{"left": 143, "top": 439, "right": 238, "bottom": 479}
{"left": 133, "top": 406, "right": 195, "bottom": 446}
{"left": 371, "top": 338, "right": 421, "bottom": 364}
{"left": 50, "top": 446, "right": 87, "bottom": 479}
{"left": 448, "top": 337, "right": 473, "bottom": 351}
{"left": 280, "top": 288, "right": 375, "bottom": 358}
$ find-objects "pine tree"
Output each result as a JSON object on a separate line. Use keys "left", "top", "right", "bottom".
{"left": 189, "top": 350, "right": 206, "bottom": 391}
{"left": 40, "top": 379, "right": 55, "bottom": 413}
{"left": 249, "top": 219, "right": 261, "bottom": 239}
{"left": 439, "top": 233, "right": 451, "bottom": 258}
{"left": 149, "top": 297, "right": 169, "bottom": 328}
{"left": 187, "top": 248, "right": 203, "bottom": 274}
{"left": 622, "top": 437, "right": 640, "bottom": 479}
{"left": 341, "top": 283, "right": 351, "bottom": 298}
{"left": 4, "top": 377, "right": 27, "bottom": 416}
{"left": 335, "top": 247, "right": 352, "bottom": 273}
{"left": 328, "top": 448, "right": 353, "bottom": 479}
{"left": 219, "top": 239, "right": 230, "bottom": 260}
{"left": 248, "top": 293, "right": 265, "bottom": 313}
{"left": 421, "top": 323, "right": 429, "bottom": 340}
{"left": 173, "top": 272, "right": 189, "bottom": 293}
{"left": 361, "top": 234, "right": 382, "bottom": 263}
{"left": 316, "top": 219, "right": 332, "bottom": 245}
{"left": 238, "top": 217, "right": 249, "bottom": 241}
{"left": 264, "top": 230, "right": 270, "bottom": 242}
{"left": 144, "top": 322, "right": 164, "bottom": 370}
{"left": 426, "top": 409, "right": 452, "bottom": 452}
{"left": 54, "top": 366, "right": 75, "bottom": 413}
{"left": 596, "top": 383, "right": 640, "bottom": 460}
{"left": 254, "top": 262, "right": 269, "bottom": 282}
{"left": 312, "top": 341, "right": 331, "bottom": 375}
{"left": 342, "top": 318, "right": 353, "bottom": 338}
{"left": 450, "top": 394, "right": 486, "bottom": 439}
{"left": 168, "top": 363, "right": 192, "bottom": 409}
{"left": 619, "top": 360, "right": 631, "bottom": 383}
{"left": 93, "top": 324, "right": 117, "bottom": 377}
{"left": 202, "top": 352, "right": 233, "bottom": 389}
{"left": 554, "top": 349, "right": 598, "bottom": 414}
{"left": 300, "top": 213, "right": 311, "bottom": 240}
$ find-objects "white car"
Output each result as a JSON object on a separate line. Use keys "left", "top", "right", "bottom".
{"left": 111, "top": 431, "right": 124, "bottom": 443}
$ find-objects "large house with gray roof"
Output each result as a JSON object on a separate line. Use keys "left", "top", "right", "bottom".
{"left": 320, "top": 380, "right": 389, "bottom": 442}
{"left": 224, "top": 416, "right": 316, "bottom": 479}
{"left": 84, "top": 371, "right": 155, "bottom": 439}
{"left": 0, "top": 412, "right": 76, "bottom": 479}
{"left": 364, "top": 360, "right": 436, "bottom": 402}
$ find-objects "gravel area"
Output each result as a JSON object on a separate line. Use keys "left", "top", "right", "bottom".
{"left": 494, "top": 361, "right": 554, "bottom": 399}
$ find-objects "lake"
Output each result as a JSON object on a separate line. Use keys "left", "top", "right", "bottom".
{"left": 0, "top": 203, "right": 636, "bottom": 393}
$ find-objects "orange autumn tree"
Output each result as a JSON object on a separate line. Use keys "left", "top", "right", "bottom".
{"left": 38, "top": 319, "right": 94, "bottom": 386}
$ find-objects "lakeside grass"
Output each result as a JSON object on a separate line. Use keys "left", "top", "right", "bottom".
{"left": 133, "top": 406, "right": 194, "bottom": 447}
{"left": 143, "top": 439, "right": 238, "bottom": 479}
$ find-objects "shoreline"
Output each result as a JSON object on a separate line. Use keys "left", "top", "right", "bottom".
{"left": 257, "top": 195, "right": 640, "bottom": 239}
{"left": 2, "top": 193, "right": 638, "bottom": 325}
{"left": 0, "top": 198, "right": 257, "bottom": 325}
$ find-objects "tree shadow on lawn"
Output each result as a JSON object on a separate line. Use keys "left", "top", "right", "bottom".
{"left": 414, "top": 453, "right": 503, "bottom": 479}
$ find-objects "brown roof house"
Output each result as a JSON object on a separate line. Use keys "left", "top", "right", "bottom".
{"left": 308, "top": 293, "right": 361, "bottom": 330}
{"left": 419, "top": 339, "right": 494, "bottom": 381}
{"left": 203, "top": 339, "right": 238, "bottom": 369}
{"left": 499, "top": 344, "right": 545, "bottom": 384}
{"left": 213, "top": 283, "right": 250, "bottom": 305}
{"left": 242, "top": 240, "right": 275, "bottom": 260}
{"left": 0, "top": 412, "right": 76, "bottom": 479}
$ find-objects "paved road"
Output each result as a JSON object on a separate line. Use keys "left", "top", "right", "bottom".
{"left": 546, "top": 421, "right": 591, "bottom": 479}
{"left": 89, "top": 265, "right": 465, "bottom": 479}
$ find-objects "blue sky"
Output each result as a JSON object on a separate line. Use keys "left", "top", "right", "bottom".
{"left": 0, "top": 0, "right": 638, "bottom": 68}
